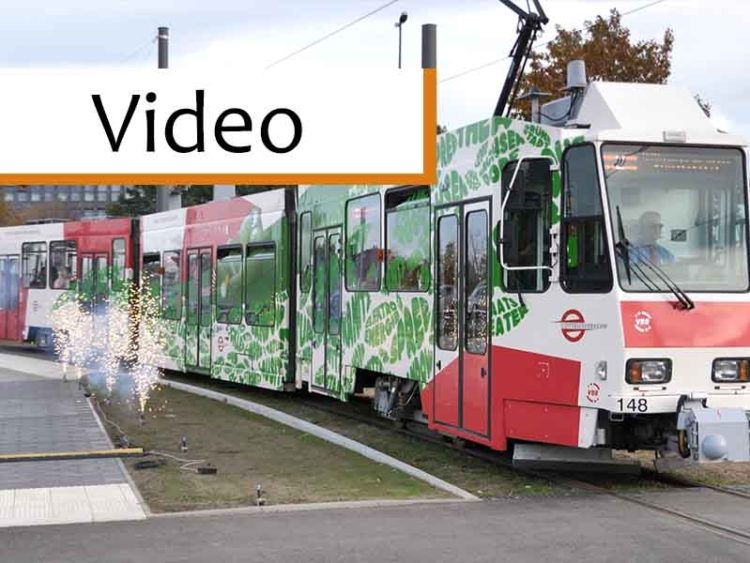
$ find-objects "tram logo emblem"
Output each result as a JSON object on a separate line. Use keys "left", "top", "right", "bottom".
{"left": 634, "top": 310, "right": 652, "bottom": 333}
{"left": 586, "top": 383, "right": 600, "bottom": 403}
{"left": 556, "top": 309, "right": 607, "bottom": 343}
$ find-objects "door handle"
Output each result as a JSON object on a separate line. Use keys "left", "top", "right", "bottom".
{"left": 481, "top": 367, "right": 487, "bottom": 378}
{"left": 436, "top": 360, "right": 442, "bottom": 370}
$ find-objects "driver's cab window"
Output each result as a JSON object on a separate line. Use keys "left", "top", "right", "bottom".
{"left": 501, "top": 159, "right": 552, "bottom": 292}
{"left": 562, "top": 144, "right": 613, "bottom": 293}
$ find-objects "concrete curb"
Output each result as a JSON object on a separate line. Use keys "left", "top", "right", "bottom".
{"left": 160, "top": 379, "right": 480, "bottom": 501}
{"left": 86, "top": 398, "right": 153, "bottom": 517}
{"left": 152, "top": 497, "right": 470, "bottom": 519}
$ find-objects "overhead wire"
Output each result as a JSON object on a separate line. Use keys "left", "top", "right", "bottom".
{"left": 118, "top": 34, "right": 157, "bottom": 64}
{"left": 440, "top": 0, "right": 668, "bottom": 84}
{"left": 265, "top": 0, "right": 400, "bottom": 69}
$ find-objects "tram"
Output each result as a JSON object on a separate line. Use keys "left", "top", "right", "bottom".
{"left": 3, "top": 65, "right": 748, "bottom": 463}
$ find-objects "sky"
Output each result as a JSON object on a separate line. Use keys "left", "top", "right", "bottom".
{"left": 1, "top": 0, "right": 748, "bottom": 139}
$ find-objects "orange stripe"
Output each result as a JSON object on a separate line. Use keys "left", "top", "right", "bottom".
{"left": 0, "top": 69, "right": 438, "bottom": 186}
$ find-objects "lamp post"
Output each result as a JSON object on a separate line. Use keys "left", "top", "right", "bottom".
{"left": 395, "top": 12, "right": 408, "bottom": 69}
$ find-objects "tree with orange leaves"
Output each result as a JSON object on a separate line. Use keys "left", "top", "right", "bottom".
{"left": 514, "top": 9, "right": 674, "bottom": 119}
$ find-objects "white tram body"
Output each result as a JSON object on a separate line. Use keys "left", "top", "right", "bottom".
{"left": 434, "top": 78, "right": 750, "bottom": 462}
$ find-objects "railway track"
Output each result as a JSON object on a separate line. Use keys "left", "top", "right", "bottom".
{"left": 285, "top": 390, "right": 750, "bottom": 546}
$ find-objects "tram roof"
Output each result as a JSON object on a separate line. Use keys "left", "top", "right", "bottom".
{"left": 561, "top": 81, "right": 747, "bottom": 148}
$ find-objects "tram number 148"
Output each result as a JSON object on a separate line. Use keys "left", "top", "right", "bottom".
{"left": 617, "top": 398, "right": 648, "bottom": 413}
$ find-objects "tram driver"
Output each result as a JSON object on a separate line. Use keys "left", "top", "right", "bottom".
{"left": 630, "top": 211, "right": 674, "bottom": 266}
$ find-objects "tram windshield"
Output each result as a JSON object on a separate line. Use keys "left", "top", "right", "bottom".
{"left": 603, "top": 144, "right": 749, "bottom": 292}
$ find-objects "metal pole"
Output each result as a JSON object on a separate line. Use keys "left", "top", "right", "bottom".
{"left": 155, "top": 26, "right": 182, "bottom": 212}
{"left": 421, "top": 24, "right": 436, "bottom": 70}
{"left": 398, "top": 26, "right": 402, "bottom": 69}
{"left": 158, "top": 27, "right": 169, "bottom": 69}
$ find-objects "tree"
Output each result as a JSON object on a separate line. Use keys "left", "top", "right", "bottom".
{"left": 106, "top": 186, "right": 157, "bottom": 217}
{"left": 0, "top": 198, "right": 21, "bottom": 227}
{"left": 514, "top": 9, "right": 674, "bottom": 119}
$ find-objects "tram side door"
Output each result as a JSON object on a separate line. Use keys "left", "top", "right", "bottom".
{"left": 0, "top": 256, "right": 19, "bottom": 340}
{"left": 433, "top": 201, "right": 491, "bottom": 438}
{"left": 310, "top": 227, "right": 343, "bottom": 393}
{"left": 185, "top": 248, "right": 213, "bottom": 372}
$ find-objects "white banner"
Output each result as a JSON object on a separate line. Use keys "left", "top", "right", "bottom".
{"left": 0, "top": 68, "right": 426, "bottom": 177}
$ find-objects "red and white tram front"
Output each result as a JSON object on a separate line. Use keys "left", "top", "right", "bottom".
{"left": 596, "top": 142, "right": 750, "bottom": 461}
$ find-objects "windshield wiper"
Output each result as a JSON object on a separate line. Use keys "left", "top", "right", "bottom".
{"left": 636, "top": 254, "right": 695, "bottom": 311}
{"left": 615, "top": 206, "right": 633, "bottom": 285}
{"left": 614, "top": 205, "right": 695, "bottom": 311}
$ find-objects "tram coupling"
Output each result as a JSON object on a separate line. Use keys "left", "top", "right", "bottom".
{"left": 675, "top": 394, "right": 750, "bottom": 462}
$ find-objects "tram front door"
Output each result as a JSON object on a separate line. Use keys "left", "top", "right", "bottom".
{"left": 433, "top": 200, "right": 491, "bottom": 438}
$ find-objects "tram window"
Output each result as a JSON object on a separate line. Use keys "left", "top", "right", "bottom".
{"left": 501, "top": 160, "right": 552, "bottom": 292}
{"left": 562, "top": 145, "right": 613, "bottom": 293}
{"left": 186, "top": 253, "right": 199, "bottom": 326}
{"left": 112, "top": 238, "right": 126, "bottom": 290}
{"left": 142, "top": 253, "right": 162, "bottom": 301}
{"left": 328, "top": 234, "right": 342, "bottom": 335}
{"left": 299, "top": 212, "right": 312, "bottom": 292}
{"left": 80, "top": 256, "right": 93, "bottom": 296}
{"left": 49, "top": 241, "right": 77, "bottom": 290}
{"left": 385, "top": 186, "right": 430, "bottom": 292}
{"left": 200, "top": 251, "right": 212, "bottom": 327}
{"left": 162, "top": 250, "right": 182, "bottom": 320}
{"left": 94, "top": 255, "right": 108, "bottom": 302}
{"left": 245, "top": 243, "right": 275, "bottom": 327}
{"left": 313, "top": 236, "right": 326, "bottom": 334}
{"left": 465, "top": 211, "right": 489, "bottom": 355}
{"left": 437, "top": 215, "right": 459, "bottom": 351}
{"left": 346, "top": 193, "right": 381, "bottom": 291}
{"left": 216, "top": 246, "right": 242, "bottom": 324}
{"left": 22, "top": 242, "right": 47, "bottom": 289}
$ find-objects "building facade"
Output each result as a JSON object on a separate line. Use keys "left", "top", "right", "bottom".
{"left": 1, "top": 186, "right": 125, "bottom": 221}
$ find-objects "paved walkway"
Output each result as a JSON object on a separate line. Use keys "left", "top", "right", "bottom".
{"left": 2, "top": 496, "right": 749, "bottom": 562}
{"left": 0, "top": 353, "right": 145, "bottom": 527}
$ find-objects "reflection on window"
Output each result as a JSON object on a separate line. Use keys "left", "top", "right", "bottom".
{"left": 501, "top": 160, "right": 552, "bottom": 292}
{"left": 603, "top": 144, "right": 748, "bottom": 292}
{"left": 49, "top": 241, "right": 77, "bottom": 290}
{"left": 186, "top": 253, "right": 199, "bottom": 326}
{"left": 94, "top": 255, "right": 108, "bottom": 303}
{"left": 437, "top": 215, "right": 458, "bottom": 351}
{"left": 162, "top": 250, "right": 182, "bottom": 320}
{"left": 217, "top": 246, "right": 242, "bottom": 324}
{"left": 112, "top": 238, "right": 127, "bottom": 290}
{"left": 385, "top": 187, "right": 430, "bottom": 291}
{"left": 346, "top": 194, "right": 381, "bottom": 290}
{"left": 22, "top": 242, "right": 47, "bottom": 289}
{"left": 465, "top": 211, "right": 488, "bottom": 355}
{"left": 142, "top": 253, "right": 161, "bottom": 301}
{"left": 328, "top": 234, "right": 341, "bottom": 335}
{"left": 313, "top": 236, "right": 326, "bottom": 334}
{"left": 245, "top": 243, "right": 275, "bottom": 326}
{"left": 562, "top": 145, "right": 613, "bottom": 293}
{"left": 299, "top": 212, "right": 312, "bottom": 292}
{"left": 200, "top": 252, "right": 212, "bottom": 326}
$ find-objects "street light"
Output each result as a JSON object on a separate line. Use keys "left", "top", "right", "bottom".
{"left": 395, "top": 12, "right": 408, "bottom": 69}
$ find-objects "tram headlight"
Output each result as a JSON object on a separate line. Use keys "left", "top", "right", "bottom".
{"left": 626, "top": 359, "right": 671, "bottom": 384}
{"left": 712, "top": 359, "right": 750, "bottom": 383}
